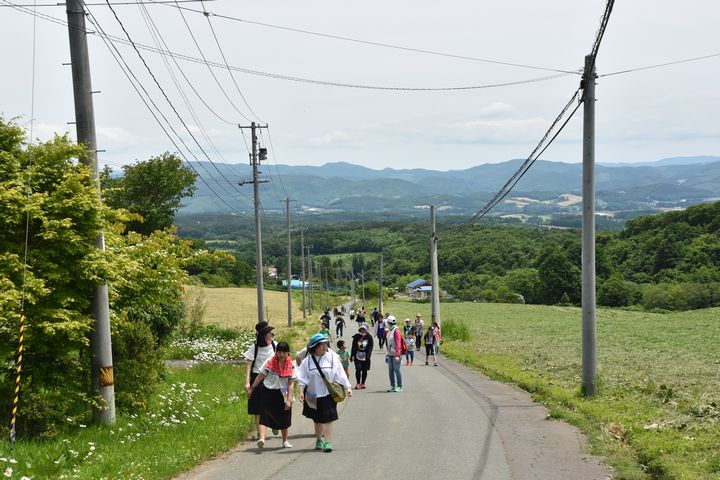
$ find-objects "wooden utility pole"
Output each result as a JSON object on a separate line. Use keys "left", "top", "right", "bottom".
{"left": 66, "top": 0, "right": 115, "bottom": 425}
{"left": 239, "top": 122, "right": 269, "bottom": 325}
{"left": 581, "top": 54, "right": 597, "bottom": 396}
{"left": 430, "top": 205, "right": 441, "bottom": 329}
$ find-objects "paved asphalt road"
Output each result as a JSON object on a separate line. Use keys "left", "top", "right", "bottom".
{"left": 175, "top": 326, "right": 611, "bottom": 480}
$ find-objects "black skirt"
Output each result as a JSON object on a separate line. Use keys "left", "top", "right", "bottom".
{"left": 259, "top": 388, "right": 292, "bottom": 430}
{"left": 247, "top": 372, "right": 264, "bottom": 415}
{"left": 302, "top": 394, "right": 338, "bottom": 424}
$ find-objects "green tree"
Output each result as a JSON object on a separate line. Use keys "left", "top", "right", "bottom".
{"left": 597, "top": 274, "right": 640, "bottom": 307}
{"left": 536, "top": 245, "right": 581, "bottom": 305}
{"left": 103, "top": 152, "right": 197, "bottom": 236}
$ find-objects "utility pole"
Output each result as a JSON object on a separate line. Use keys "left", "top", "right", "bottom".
{"left": 430, "top": 205, "right": 441, "bottom": 329}
{"left": 581, "top": 55, "right": 597, "bottom": 396}
{"left": 239, "top": 122, "right": 269, "bottom": 325}
{"left": 335, "top": 265, "right": 341, "bottom": 306}
{"left": 307, "top": 247, "right": 314, "bottom": 313}
{"left": 361, "top": 269, "right": 365, "bottom": 306}
{"left": 324, "top": 266, "right": 330, "bottom": 309}
{"left": 379, "top": 255, "right": 384, "bottom": 316}
{"left": 300, "top": 229, "right": 306, "bottom": 320}
{"left": 66, "top": 0, "right": 115, "bottom": 425}
{"left": 285, "top": 198, "right": 294, "bottom": 327}
{"left": 351, "top": 274, "right": 356, "bottom": 305}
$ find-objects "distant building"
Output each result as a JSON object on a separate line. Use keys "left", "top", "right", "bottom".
{"left": 282, "top": 279, "right": 309, "bottom": 289}
{"left": 406, "top": 279, "right": 432, "bottom": 298}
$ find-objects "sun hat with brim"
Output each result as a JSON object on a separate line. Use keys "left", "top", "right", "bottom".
{"left": 358, "top": 323, "right": 370, "bottom": 333}
{"left": 258, "top": 325, "right": 275, "bottom": 337}
{"left": 307, "top": 333, "right": 330, "bottom": 349}
{"left": 255, "top": 321, "right": 269, "bottom": 332}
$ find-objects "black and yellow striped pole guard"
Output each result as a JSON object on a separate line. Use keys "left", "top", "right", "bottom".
{"left": 10, "top": 313, "right": 25, "bottom": 446}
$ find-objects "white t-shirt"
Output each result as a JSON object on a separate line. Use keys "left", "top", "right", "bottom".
{"left": 243, "top": 342, "right": 277, "bottom": 374}
{"left": 258, "top": 357, "right": 297, "bottom": 391}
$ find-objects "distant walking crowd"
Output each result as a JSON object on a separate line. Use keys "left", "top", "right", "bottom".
{"left": 243, "top": 306, "right": 441, "bottom": 452}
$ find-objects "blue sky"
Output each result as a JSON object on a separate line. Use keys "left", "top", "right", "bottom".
{"left": 2, "top": 0, "right": 719, "bottom": 171}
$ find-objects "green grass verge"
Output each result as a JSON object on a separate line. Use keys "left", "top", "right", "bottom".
{"left": 0, "top": 364, "right": 253, "bottom": 480}
{"left": 385, "top": 301, "right": 720, "bottom": 480}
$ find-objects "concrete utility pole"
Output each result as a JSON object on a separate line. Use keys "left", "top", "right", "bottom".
{"left": 285, "top": 198, "right": 293, "bottom": 327}
{"left": 324, "top": 266, "right": 330, "bottom": 309}
{"left": 379, "top": 255, "right": 384, "bottom": 316}
{"left": 430, "top": 205, "right": 441, "bottom": 329}
{"left": 581, "top": 54, "right": 597, "bottom": 396}
{"left": 239, "top": 122, "right": 269, "bottom": 325}
{"left": 307, "top": 247, "right": 314, "bottom": 313}
{"left": 66, "top": 0, "right": 115, "bottom": 425}
{"left": 361, "top": 269, "right": 365, "bottom": 306}
{"left": 300, "top": 229, "right": 306, "bottom": 320}
{"left": 351, "top": 274, "right": 356, "bottom": 305}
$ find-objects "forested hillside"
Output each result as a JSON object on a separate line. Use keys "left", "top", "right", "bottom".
{"left": 179, "top": 202, "right": 720, "bottom": 311}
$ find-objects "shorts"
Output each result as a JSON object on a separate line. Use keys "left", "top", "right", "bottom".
{"left": 302, "top": 394, "right": 339, "bottom": 424}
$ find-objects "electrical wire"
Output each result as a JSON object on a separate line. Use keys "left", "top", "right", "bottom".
{"left": 172, "top": 0, "right": 252, "bottom": 122}
{"left": 12, "top": 0, "right": 39, "bottom": 448}
{"left": 135, "top": 1, "right": 254, "bottom": 208}
{"left": 84, "top": 5, "right": 245, "bottom": 213}
{"left": 265, "top": 127, "right": 289, "bottom": 198}
{"left": 464, "top": 89, "right": 581, "bottom": 226}
{"left": 3, "top": 2, "right": 578, "bottom": 92}
{"left": 153, "top": 0, "right": 579, "bottom": 75}
{"left": 588, "top": 0, "right": 615, "bottom": 72}
{"left": 199, "top": 0, "right": 264, "bottom": 123}
{"left": 101, "top": 0, "right": 256, "bottom": 207}
{"left": 600, "top": 52, "right": 720, "bottom": 77}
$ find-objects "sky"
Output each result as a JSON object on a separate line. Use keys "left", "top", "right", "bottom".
{"left": 1, "top": 0, "right": 719, "bottom": 172}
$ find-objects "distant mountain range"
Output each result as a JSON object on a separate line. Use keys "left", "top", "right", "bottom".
{"left": 180, "top": 156, "right": 720, "bottom": 220}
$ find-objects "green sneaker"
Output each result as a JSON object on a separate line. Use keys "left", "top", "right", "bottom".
{"left": 323, "top": 440, "right": 333, "bottom": 452}
{"left": 314, "top": 438, "right": 324, "bottom": 450}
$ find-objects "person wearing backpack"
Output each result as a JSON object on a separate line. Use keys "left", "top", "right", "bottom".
{"left": 243, "top": 322, "right": 277, "bottom": 440}
{"left": 384, "top": 315, "right": 404, "bottom": 392}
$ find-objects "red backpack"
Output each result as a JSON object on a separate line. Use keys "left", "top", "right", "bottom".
{"left": 399, "top": 335, "right": 408, "bottom": 355}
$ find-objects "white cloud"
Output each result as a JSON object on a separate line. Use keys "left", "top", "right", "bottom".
{"left": 304, "top": 129, "right": 356, "bottom": 147}
{"left": 446, "top": 117, "right": 548, "bottom": 144}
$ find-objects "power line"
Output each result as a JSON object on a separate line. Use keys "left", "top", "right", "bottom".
{"left": 153, "top": 0, "right": 579, "bottom": 75}
{"left": 600, "top": 52, "right": 720, "bottom": 77}
{"left": 588, "top": 0, "right": 615, "bottom": 72}
{"left": 464, "top": 89, "right": 582, "bottom": 226}
{"left": 0, "top": 0, "right": 211, "bottom": 5}
{"left": 84, "top": 5, "right": 245, "bottom": 213}
{"left": 101, "top": 0, "right": 255, "bottom": 205}
{"left": 199, "top": 0, "right": 264, "bottom": 123}
{"left": 135, "top": 1, "right": 254, "bottom": 208}
{"left": 2, "top": 2, "right": 577, "bottom": 92}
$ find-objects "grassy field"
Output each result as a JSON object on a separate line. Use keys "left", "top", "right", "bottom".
{"left": 198, "top": 287, "right": 306, "bottom": 330}
{"left": 385, "top": 301, "right": 720, "bottom": 479}
{"left": 1, "top": 364, "right": 253, "bottom": 480}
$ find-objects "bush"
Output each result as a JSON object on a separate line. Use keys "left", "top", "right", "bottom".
{"left": 598, "top": 275, "right": 641, "bottom": 307}
{"left": 443, "top": 317, "right": 470, "bottom": 342}
{"left": 640, "top": 282, "right": 720, "bottom": 311}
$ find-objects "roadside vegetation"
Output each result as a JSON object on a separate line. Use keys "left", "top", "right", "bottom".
{"left": 386, "top": 300, "right": 720, "bottom": 479}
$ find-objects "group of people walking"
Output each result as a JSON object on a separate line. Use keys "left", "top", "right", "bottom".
{"left": 243, "top": 307, "right": 441, "bottom": 452}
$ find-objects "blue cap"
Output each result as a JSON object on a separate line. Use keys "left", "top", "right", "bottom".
{"left": 308, "top": 333, "right": 330, "bottom": 349}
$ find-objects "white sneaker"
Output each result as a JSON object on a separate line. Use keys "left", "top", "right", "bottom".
{"left": 282, "top": 440, "right": 293, "bottom": 448}
{"left": 256, "top": 439, "right": 265, "bottom": 448}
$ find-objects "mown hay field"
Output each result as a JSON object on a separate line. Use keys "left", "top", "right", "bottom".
{"left": 199, "top": 287, "right": 305, "bottom": 330}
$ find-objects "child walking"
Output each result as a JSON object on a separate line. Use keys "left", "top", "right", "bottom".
{"left": 405, "top": 335, "right": 415, "bottom": 366}
{"left": 248, "top": 341, "right": 296, "bottom": 449}
{"left": 337, "top": 340, "right": 350, "bottom": 379}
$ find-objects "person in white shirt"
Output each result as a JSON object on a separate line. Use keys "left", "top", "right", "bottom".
{"left": 243, "top": 322, "right": 277, "bottom": 439}
{"left": 297, "top": 333, "right": 352, "bottom": 453}
{"left": 248, "top": 341, "right": 297, "bottom": 449}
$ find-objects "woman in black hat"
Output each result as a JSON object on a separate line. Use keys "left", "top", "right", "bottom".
{"left": 243, "top": 322, "right": 277, "bottom": 439}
